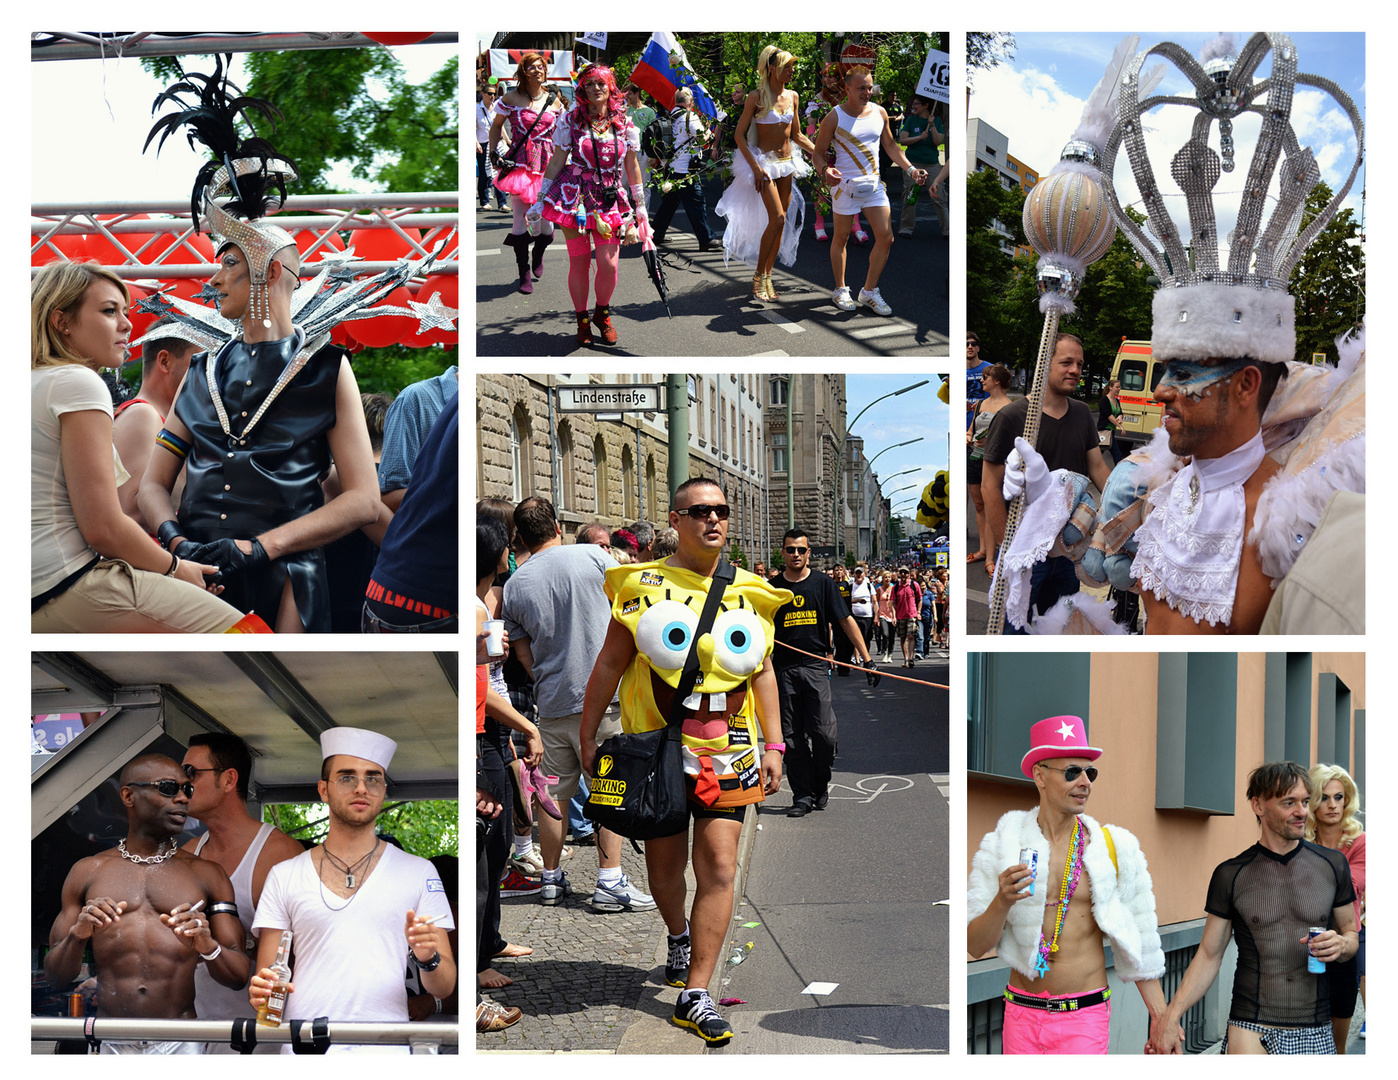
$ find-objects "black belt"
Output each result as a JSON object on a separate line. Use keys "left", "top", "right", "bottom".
{"left": 1004, "top": 987, "right": 1111, "bottom": 1012}
{"left": 32, "top": 555, "right": 102, "bottom": 613}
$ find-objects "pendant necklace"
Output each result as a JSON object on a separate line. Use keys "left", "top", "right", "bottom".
{"left": 322, "top": 838, "right": 379, "bottom": 890}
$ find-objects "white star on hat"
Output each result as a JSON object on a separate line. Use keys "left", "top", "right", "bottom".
{"left": 1056, "top": 719, "right": 1078, "bottom": 741}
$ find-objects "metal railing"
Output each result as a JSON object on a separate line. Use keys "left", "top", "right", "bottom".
{"left": 32, "top": 193, "right": 459, "bottom": 279}
{"left": 33, "top": 1016, "right": 457, "bottom": 1053}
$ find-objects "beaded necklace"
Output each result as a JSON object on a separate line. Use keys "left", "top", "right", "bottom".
{"left": 1033, "top": 816, "right": 1085, "bottom": 977}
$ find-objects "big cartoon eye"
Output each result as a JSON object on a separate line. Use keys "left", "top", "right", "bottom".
{"left": 635, "top": 599, "right": 698, "bottom": 669}
{"left": 709, "top": 608, "right": 764, "bottom": 676}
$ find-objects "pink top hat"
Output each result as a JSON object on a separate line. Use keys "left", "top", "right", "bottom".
{"left": 1021, "top": 715, "right": 1102, "bottom": 779}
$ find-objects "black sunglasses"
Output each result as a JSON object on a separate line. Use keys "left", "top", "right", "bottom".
{"left": 129, "top": 780, "right": 195, "bottom": 798}
{"left": 1038, "top": 765, "right": 1098, "bottom": 783}
{"left": 785, "top": 546, "right": 808, "bottom": 554}
{"left": 676, "top": 504, "right": 730, "bottom": 520}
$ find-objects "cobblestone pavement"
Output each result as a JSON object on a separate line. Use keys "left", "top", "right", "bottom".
{"left": 476, "top": 838, "right": 691, "bottom": 1053}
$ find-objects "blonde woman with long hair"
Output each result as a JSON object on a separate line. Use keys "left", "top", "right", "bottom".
{"left": 713, "top": 45, "right": 816, "bottom": 302}
{"left": 32, "top": 261, "right": 242, "bottom": 631}
{"left": 1307, "top": 763, "right": 1366, "bottom": 1051}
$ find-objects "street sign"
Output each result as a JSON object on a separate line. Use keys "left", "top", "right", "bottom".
{"left": 556, "top": 383, "right": 664, "bottom": 413}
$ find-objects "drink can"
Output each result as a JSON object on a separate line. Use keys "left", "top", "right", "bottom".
{"left": 1018, "top": 847, "right": 1038, "bottom": 896}
{"left": 1307, "top": 926, "right": 1326, "bottom": 973}
{"left": 67, "top": 991, "right": 84, "bottom": 1018}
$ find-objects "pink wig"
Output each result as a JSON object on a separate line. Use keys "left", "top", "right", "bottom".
{"left": 570, "top": 63, "right": 627, "bottom": 128}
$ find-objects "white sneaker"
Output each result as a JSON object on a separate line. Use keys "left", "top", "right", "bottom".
{"left": 508, "top": 848, "right": 544, "bottom": 876}
{"left": 591, "top": 873, "right": 657, "bottom": 913}
{"left": 859, "top": 287, "right": 893, "bottom": 315}
{"left": 832, "top": 286, "right": 858, "bottom": 311}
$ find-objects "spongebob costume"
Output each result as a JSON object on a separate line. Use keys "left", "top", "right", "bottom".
{"left": 605, "top": 561, "right": 793, "bottom": 808}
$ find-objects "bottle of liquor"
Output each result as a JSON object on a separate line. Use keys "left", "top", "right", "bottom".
{"left": 255, "top": 930, "right": 293, "bottom": 1028}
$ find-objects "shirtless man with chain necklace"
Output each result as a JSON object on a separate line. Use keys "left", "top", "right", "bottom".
{"left": 967, "top": 716, "right": 1175, "bottom": 1053}
{"left": 249, "top": 728, "right": 455, "bottom": 1052}
{"left": 45, "top": 754, "right": 250, "bottom": 1053}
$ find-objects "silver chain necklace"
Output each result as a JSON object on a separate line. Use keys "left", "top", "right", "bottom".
{"left": 205, "top": 330, "right": 310, "bottom": 448}
{"left": 315, "top": 838, "right": 381, "bottom": 911}
{"left": 119, "top": 838, "right": 178, "bottom": 864}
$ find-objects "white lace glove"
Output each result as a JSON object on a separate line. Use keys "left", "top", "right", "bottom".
{"left": 1003, "top": 436, "right": 1051, "bottom": 505}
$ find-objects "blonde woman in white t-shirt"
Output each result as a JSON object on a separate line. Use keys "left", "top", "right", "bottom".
{"left": 31, "top": 260, "right": 243, "bottom": 632}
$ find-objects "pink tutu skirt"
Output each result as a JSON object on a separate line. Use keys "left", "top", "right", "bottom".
{"left": 495, "top": 168, "right": 544, "bottom": 204}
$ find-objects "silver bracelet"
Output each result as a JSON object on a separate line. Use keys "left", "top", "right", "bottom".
{"left": 199, "top": 943, "right": 222, "bottom": 962}
{"left": 433, "top": 996, "right": 444, "bottom": 1014}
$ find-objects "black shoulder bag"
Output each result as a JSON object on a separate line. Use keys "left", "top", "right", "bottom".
{"left": 585, "top": 560, "right": 736, "bottom": 843}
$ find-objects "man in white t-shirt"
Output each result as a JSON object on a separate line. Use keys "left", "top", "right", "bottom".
{"left": 250, "top": 728, "right": 455, "bottom": 1052}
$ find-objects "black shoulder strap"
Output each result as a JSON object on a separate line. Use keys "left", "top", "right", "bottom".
{"left": 666, "top": 560, "right": 735, "bottom": 730}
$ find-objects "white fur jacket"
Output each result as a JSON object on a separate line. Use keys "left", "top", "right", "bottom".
{"left": 967, "top": 810, "right": 1166, "bottom": 982}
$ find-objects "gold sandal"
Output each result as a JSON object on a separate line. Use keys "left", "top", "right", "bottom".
{"left": 763, "top": 273, "right": 779, "bottom": 300}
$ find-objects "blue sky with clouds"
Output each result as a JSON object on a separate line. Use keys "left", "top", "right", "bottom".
{"left": 846, "top": 374, "right": 951, "bottom": 531}
{"left": 969, "top": 32, "right": 1366, "bottom": 243}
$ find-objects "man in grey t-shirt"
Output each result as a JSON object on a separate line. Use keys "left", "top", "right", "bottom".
{"left": 502, "top": 497, "right": 654, "bottom": 913}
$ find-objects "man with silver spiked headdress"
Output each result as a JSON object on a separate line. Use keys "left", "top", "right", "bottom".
{"left": 997, "top": 33, "right": 1365, "bottom": 636}
{"left": 136, "top": 55, "right": 380, "bottom": 633}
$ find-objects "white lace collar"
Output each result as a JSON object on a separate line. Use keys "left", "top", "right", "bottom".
{"left": 1131, "top": 432, "right": 1266, "bottom": 627}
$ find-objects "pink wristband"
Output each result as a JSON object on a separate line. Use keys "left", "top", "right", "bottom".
{"left": 765, "top": 742, "right": 786, "bottom": 755}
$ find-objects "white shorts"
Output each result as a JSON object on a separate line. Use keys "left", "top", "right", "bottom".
{"left": 832, "top": 177, "right": 889, "bottom": 216}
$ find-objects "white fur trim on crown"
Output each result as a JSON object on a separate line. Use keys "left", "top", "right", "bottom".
{"left": 1151, "top": 283, "right": 1295, "bottom": 363}
{"left": 321, "top": 727, "right": 397, "bottom": 770}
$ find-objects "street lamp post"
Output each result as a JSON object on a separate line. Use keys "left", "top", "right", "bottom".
{"left": 835, "top": 382, "right": 928, "bottom": 560}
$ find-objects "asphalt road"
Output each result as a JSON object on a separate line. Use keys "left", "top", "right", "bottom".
{"left": 710, "top": 651, "right": 951, "bottom": 1054}
{"left": 475, "top": 174, "right": 949, "bottom": 358}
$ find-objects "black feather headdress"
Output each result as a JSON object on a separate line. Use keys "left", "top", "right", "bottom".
{"left": 143, "top": 53, "right": 297, "bottom": 230}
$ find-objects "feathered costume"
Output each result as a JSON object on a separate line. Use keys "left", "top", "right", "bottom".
{"left": 139, "top": 55, "right": 453, "bottom": 632}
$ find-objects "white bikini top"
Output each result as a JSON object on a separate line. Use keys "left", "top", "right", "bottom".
{"left": 756, "top": 108, "right": 793, "bottom": 125}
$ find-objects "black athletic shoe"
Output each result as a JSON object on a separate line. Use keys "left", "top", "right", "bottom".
{"left": 672, "top": 990, "right": 734, "bottom": 1045}
{"left": 787, "top": 800, "right": 813, "bottom": 818}
{"left": 664, "top": 932, "right": 691, "bottom": 987}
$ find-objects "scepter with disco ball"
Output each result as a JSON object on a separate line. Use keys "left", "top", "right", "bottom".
{"left": 985, "top": 37, "right": 1162, "bottom": 635}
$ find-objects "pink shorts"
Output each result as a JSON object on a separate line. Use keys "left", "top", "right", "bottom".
{"left": 1001, "top": 986, "right": 1111, "bottom": 1054}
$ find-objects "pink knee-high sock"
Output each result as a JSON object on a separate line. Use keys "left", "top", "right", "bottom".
{"left": 566, "top": 234, "right": 593, "bottom": 311}
{"left": 594, "top": 241, "right": 620, "bottom": 305}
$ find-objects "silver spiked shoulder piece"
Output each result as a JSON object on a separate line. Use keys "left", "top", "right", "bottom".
{"left": 1099, "top": 32, "right": 1364, "bottom": 363}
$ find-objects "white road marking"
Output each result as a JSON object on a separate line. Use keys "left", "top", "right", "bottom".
{"left": 748, "top": 349, "right": 791, "bottom": 357}
{"left": 850, "top": 322, "right": 915, "bottom": 340}
{"left": 758, "top": 310, "right": 806, "bottom": 334}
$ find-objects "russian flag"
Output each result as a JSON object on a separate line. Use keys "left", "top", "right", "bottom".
{"left": 629, "top": 31, "right": 719, "bottom": 119}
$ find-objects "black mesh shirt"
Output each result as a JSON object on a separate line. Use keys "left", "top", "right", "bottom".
{"left": 1205, "top": 841, "right": 1356, "bottom": 1026}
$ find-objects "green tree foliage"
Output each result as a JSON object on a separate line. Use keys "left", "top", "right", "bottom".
{"left": 1290, "top": 181, "right": 1365, "bottom": 362}
{"left": 1062, "top": 210, "right": 1155, "bottom": 383}
{"left": 264, "top": 799, "right": 458, "bottom": 859}
{"left": 727, "top": 542, "right": 748, "bottom": 569}
{"left": 141, "top": 48, "right": 458, "bottom": 393}
{"left": 967, "top": 32, "right": 1016, "bottom": 87}
{"left": 966, "top": 168, "right": 1028, "bottom": 362}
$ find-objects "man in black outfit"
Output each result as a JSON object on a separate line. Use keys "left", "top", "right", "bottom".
{"left": 980, "top": 332, "right": 1112, "bottom": 631}
{"left": 771, "top": 528, "right": 877, "bottom": 817}
{"left": 1152, "top": 762, "right": 1359, "bottom": 1054}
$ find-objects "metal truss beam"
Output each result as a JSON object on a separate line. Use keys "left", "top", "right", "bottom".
{"left": 32, "top": 32, "right": 458, "bottom": 63}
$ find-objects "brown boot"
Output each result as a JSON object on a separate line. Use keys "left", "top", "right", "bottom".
{"left": 593, "top": 304, "right": 617, "bottom": 346}
{"left": 575, "top": 311, "right": 592, "bottom": 347}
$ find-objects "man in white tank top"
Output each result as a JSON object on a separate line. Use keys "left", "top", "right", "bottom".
{"left": 812, "top": 65, "right": 930, "bottom": 316}
{"left": 182, "top": 734, "right": 305, "bottom": 1051}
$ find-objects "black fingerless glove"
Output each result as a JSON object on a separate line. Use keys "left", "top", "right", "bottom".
{"left": 864, "top": 659, "right": 882, "bottom": 688}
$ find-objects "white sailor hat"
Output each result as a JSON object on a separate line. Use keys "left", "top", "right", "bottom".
{"left": 320, "top": 727, "right": 397, "bottom": 771}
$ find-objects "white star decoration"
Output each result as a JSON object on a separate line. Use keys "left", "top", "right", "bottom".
{"left": 1056, "top": 720, "right": 1078, "bottom": 741}
{"left": 408, "top": 291, "right": 458, "bottom": 333}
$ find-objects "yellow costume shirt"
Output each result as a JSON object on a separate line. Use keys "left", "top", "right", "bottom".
{"left": 606, "top": 561, "right": 792, "bottom": 807}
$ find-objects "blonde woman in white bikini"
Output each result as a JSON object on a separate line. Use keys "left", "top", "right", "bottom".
{"left": 713, "top": 46, "right": 816, "bottom": 303}
{"left": 812, "top": 65, "right": 928, "bottom": 316}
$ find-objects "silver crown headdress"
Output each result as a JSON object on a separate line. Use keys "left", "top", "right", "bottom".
{"left": 144, "top": 53, "right": 299, "bottom": 331}
{"left": 1100, "top": 32, "right": 1363, "bottom": 363}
